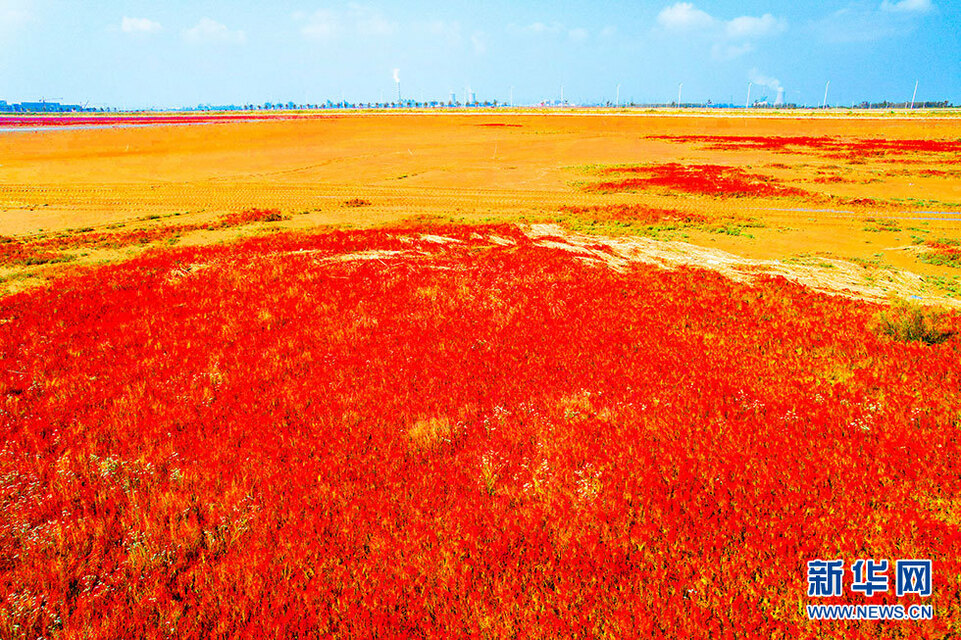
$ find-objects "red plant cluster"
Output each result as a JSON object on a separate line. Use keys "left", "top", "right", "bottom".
{"left": 846, "top": 197, "right": 881, "bottom": 207}
{"left": 559, "top": 204, "right": 708, "bottom": 224}
{"left": 927, "top": 241, "right": 961, "bottom": 252}
{"left": 651, "top": 135, "right": 961, "bottom": 158}
{"left": 1, "top": 225, "right": 960, "bottom": 637}
{"left": 219, "top": 208, "right": 285, "bottom": 226}
{"left": 587, "top": 163, "right": 808, "bottom": 198}
{"left": 0, "top": 241, "right": 66, "bottom": 266}
{"left": 847, "top": 138, "right": 961, "bottom": 155}
{"left": 651, "top": 135, "right": 832, "bottom": 153}
{"left": 920, "top": 241, "right": 961, "bottom": 267}
{"left": 37, "top": 226, "right": 202, "bottom": 252}
{"left": 0, "top": 210, "right": 289, "bottom": 267}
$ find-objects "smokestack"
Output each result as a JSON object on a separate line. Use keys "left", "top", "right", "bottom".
{"left": 748, "top": 71, "right": 784, "bottom": 108}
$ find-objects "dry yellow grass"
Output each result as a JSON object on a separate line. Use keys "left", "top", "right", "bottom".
{"left": 407, "top": 416, "right": 453, "bottom": 449}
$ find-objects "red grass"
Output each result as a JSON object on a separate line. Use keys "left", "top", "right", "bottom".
{"left": 0, "top": 210, "right": 288, "bottom": 267}
{"left": 1, "top": 225, "right": 960, "bottom": 637}
{"left": 652, "top": 135, "right": 961, "bottom": 158}
{"left": 846, "top": 197, "right": 881, "bottom": 207}
{"left": 38, "top": 225, "right": 203, "bottom": 251}
{"left": 587, "top": 163, "right": 808, "bottom": 198}
{"left": 0, "top": 241, "right": 66, "bottom": 266}
{"left": 651, "top": 135, "right": 834, "bottom": 153}
{"left": 920, "top": 241, "right": 961, "bottom": 267}
{"left": 219, "top": 208, "right": 285, "bottom": 226}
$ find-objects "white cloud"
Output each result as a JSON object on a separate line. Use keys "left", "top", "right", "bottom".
{"left": 658, "top": 3, "right": 786, "bottom": 39}
{"left": 121, "top": 17, "right": 162, "bottom": 34}
{"left": 507, "top": 21, "right": 590, "bottom": 42}
{"left": 423, "top": 19, "right": 462, "bottom": 44}
{"left": 881, "top": 0, "right": 933, "bottom": 13}
{"left": 300, "top": 4, "right": 396, "bottom": 40}
{"left": 0, "top": 0, "right": 31, "bottom": 33}
{"left": 600, "top": 26, "right": 618, "bottom": 38}
{"left": 301, "top": 10, "right": 340, "bottom": 39}
{"left": 712, "top": 42, "right": 754, "bottom": 61}
{"left": 523, "top": 21, "right": 565, "bottom": 35}
{"left": 815, "top": 3, "right": 926, "bottom": 43}
{"left": 471, "top": 31, "right": 487, "bottom": 54}
{"left": 657, "top": 3, "right": 715, "bottom": 30}
{"left": 350, "top": 3, "right": 395, "bottom": 37}
{"left": 656, "top": 3, "right": 787, "bottom": 60}
{"left": 183, "top": 18, "right": 246, "bottom": 45}
{"left": 725, "top": 14, "right": 786, "bottom": 39}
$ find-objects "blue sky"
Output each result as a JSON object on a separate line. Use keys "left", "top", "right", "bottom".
{"left": 1, "top": 0, "right": 958, "bottom": 108}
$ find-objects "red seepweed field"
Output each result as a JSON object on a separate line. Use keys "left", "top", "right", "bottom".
{"left": 2, "top": 222, "right": 961, "bottom": 637}
{"left": 2, "top": 111, "right": 961, "bottom": 637}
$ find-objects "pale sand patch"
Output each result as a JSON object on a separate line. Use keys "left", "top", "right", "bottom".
{"left": 165, "top": 261, "right": 211, "bottom": 283}
{"left": 524, "top": 223, "right": 960, "bottom": 308}
{"left": 418, "top": 234, "right": 463, "bottom": 244}
{"left": 313, "top": 249, "right": 409, "bottom": 262}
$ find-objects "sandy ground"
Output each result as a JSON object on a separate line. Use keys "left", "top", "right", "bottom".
{"left": 525, "top": 223, "right": 960, "bottom": 308}
{"left": 1, "top": 110, "right": 960, "bottom": 301}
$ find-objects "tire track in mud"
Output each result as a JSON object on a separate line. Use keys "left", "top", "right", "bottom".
{"left": 0, "top": 182, "right": 878, "bottom": 228}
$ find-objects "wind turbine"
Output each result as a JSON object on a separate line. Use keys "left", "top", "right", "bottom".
{"left": 616, "top": 84, "right": 621, "bottom": 107}
{"left": 746, "top": 82, "right": 752, "bottom": 109}
{"left": 677, "top": 83, "right": 683, "bottom": 107}
{"left": 393, "top": 69, "right": 401, "bottom": 104}
{"left": 822, "top": 81, "right": 830, "bottom": 109}
{"left": 910, "top": 80, "right": 919, "bottom": 109}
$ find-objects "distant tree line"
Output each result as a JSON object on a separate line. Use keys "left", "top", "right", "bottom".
{"left": 856, "top": 100, "right": 953, "bottom": 109}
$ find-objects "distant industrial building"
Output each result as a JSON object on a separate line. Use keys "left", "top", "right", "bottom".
{"left": 0, "top": 100, "right": 89, "bottom": 113}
